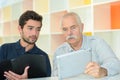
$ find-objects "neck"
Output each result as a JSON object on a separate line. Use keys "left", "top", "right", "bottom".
{"left": 20, "top": 39, "right": 34, "bottom": 52}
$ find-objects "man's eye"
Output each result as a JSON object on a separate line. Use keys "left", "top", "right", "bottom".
{"left": 62, "top": 28, "right": 67, "bottom": 31}
{"left": 71, "top": 26, "right": 76, "bottom": 30}
{"left": 29, "top": 27, "right": 33, "bottom": 30}
{"left": 37, "top": 28, "right": 41, "bottom": 31}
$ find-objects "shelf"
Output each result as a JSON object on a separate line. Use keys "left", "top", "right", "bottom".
{"left": 93, "top": 0, "right": 119, "bottom": 5}
{"left": 36, "top": 35, "right": 51, "bottom": 54}
{"left": 94, "top": 1, "right": 120, "bottom": 31}
{"left": 3, "top": 6, "right": 12, "bottom": 22}
{"left": 50, "top": 10, "right": 67, "bottom": 33}
{"left": 0, "top": 9, "right": 2, "bottom": 23}
{"left": 34, "top": 0, "right": 49, "bottom": 14}
{"left": 94, "top": 3, "right": 111, "bottom": 30}
{"left": 94, "top": 29, "right": 120, "bottom": 33}
{"left": 0, "top": 23, "right": 3, "bottom": 36}
{"left": 11, "top": 2, "right": 22, "bottom": 20}
{"left": 50, "top": 0, "right": 68, "bottom": 13}
{"left": 0, "top": 37, "right": 3, "bottom": 44}
{"left": 22, "top": 0, "right": 33, "bottom": 12}
{"left": 0, "top": 35, "right": 20, "bottom": 46}
{"left": 111, "top": 1, "right": 120, "bottom": 29}
{"left": 0, "top": 0, "right": 22, "bottom": 8}
{"left": 70, "top": 6, "right": 93, "bottom": 32}
{"left": 69, "top": 0, "right": 91, "bottom": 8}
{"left": 11, "top": 20, "right": 19, "bottom": 36}
{"left": 40, "top": 14, "right": 50, "bottom": 34}
{"left": 3, "top": 21, "right": 11, "bottom": 36}
{"left": 51, "top": 34, "right": 65, "bottom": 54}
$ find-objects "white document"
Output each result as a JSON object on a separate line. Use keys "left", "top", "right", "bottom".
{"left": 56, "top": 49, "right": 92, "bottom": 79}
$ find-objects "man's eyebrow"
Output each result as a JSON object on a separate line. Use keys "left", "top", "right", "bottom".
{"left": 28, "top": 25, "right": 34, "bottom": 27}
{"left": 70, "top": 25, "right": 76, "bottom": 28}
{"left": 71, "top": 25, "right": 76, "bottom": 26}
{"left": 27, "top": 25, "right": 41, "bottom": 28}
{"left": 63, "top": 25, "right": 76, "bottom": 28}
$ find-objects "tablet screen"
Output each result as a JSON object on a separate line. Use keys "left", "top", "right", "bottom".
{"left": 57, "top": 49, "right": 92, "bottom": 79}
{"left": 11, "top": 54, "right": 47, "bottom": 78}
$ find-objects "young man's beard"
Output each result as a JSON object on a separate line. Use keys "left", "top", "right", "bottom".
{"left": 21, "top": 31, "right": 37, "bottom": 44}
{"left": 22, "top": 37, "right": 36, "bottom": 44}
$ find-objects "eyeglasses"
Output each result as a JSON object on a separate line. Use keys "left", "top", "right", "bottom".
{"left": 62, "top": 25, "right": 79, "bottom": 33}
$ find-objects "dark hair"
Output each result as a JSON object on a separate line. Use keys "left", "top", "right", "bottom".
{"left": 19, "top": 10, "right": 43, "bottom": 29}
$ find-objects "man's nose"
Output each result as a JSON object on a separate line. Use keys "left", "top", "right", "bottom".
{"left": 32, "top": 30, "right": 38, "bottom": 35}
{"left": 67, "top": 29, "right": 72, "bottom": 35}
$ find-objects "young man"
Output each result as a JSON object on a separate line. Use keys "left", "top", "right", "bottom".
{"left": 0, "top": 10, "right": 51, "bottom": 79}
{"left": 52, "top": 12, "right": 120, "bottom": 78}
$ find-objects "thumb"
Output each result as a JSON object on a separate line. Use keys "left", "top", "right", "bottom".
{"left": 22, "top": 66, "right": 30, "bottom": 79}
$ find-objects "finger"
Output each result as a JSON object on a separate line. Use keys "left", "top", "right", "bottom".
{"left": 24, "top": 66, "right": 30, "bottom": 74}
{"left": 4, "top": 71, "right": 17, "bottom": 80}
{"left": 85, "top": 66, "right": 95, "bottom": 73}
{"left": 22, "top": 66, "right": 30, "bottom": 78}
{"left": 85, "top": 65, "right": 99, "bottom": 74}
{"left": 8, "top": 71, "right": 21, "bottom": 78}
{"left": 23, "top": 66, "right": 29, "bottom": 75}
{"left": 86, "top": 62, "right": 99, "bottom": 69}
{"left": 86, "top": 62, "right": 95, "bottom": 68}
{"left": 5, "top": 70, "right": 23, "bottom": 80}
{"left": 87, "top": 71, "right": 99, "bottom": 78}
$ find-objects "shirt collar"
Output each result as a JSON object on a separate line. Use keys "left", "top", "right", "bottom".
{"left": 15, "top": 40, "right": 24, "bottom": 49}
{"left": 15, "top": 40, "right": 38, "bottom": 53}
{"left": 66, "top": 42, "right": 74, "bottom": 52}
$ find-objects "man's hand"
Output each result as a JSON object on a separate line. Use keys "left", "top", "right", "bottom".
{"left": 84, "top": 62, "right": 107, "bottom": 78}
{"left": 4, "top": 66, "right": 29, "bottom": 80}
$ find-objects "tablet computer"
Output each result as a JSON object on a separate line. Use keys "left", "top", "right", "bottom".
{"left": 56, "top": 49, "right": 92, "bottom": 79}
{"left": 0, "top": 54, "right": 47, "bottom": 79}
{"left": 11, "top": 54, "right": 47, "bottom": 78}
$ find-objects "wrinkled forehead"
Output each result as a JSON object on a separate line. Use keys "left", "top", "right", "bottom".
{"left": 61, "top": 15, "right": 81, "bottom": 28}
{"left": 62, "top": 16, "right": 75, "bottom": 24}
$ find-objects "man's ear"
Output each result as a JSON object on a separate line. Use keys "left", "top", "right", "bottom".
{"left": 80, "top": 23, "right": 84, "bottom": 32}
{"left": 18, "top": 26, "right": 22, "bottom": 34}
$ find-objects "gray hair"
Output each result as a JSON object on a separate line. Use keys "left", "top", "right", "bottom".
{"left": 60, "top": 12, "right": 82, "bottom": 27}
